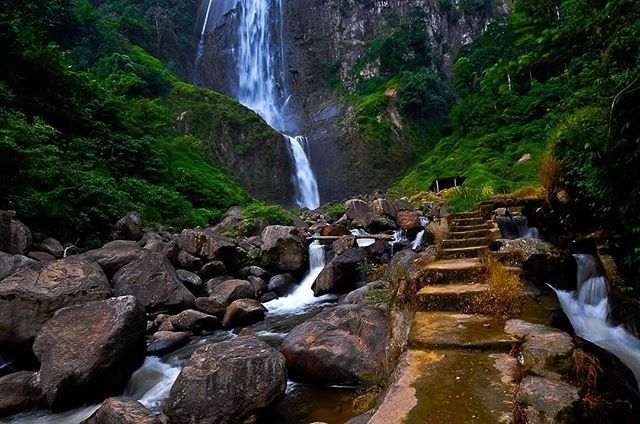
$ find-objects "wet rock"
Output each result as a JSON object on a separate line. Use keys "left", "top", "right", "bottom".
{"left": 239, "top": 265, "right": 270, "bottom": 280}
{"left": 0, "top": 371, "right": 45, "bottom": 417}
{"left": 0, "top": 210, "right": 32, "bottom": 254}
{"left": 175, "top": 269, "right": 202, "bottom": 293}
{"left": 39, "top": 237, "right": 64, "bottom": 259}
{"left": 33, "top": 296, "right": 146, "bottom": 410}
{"left": 268, "top": 273, "right": 295, "bottom": 296}
{"left": 138, "top": 232, "right": 179, "bottom": 262}
{"left": 82, "top": 240, "right": 149, "bottom": 277}
{"left": 0, "top": 258, "right": 112, "bottom": 343}
{"left": 320, "top": 224, "right": 351, "bottom": 237}
{"left": 280, "top": 304, "right": 388, "bottom": 385}
{"left": 112, "top": 212, "right": 143, "bottom": 241}
{"left": 312, "top": 248, "right": 367, "bottom": 296}
{"left": 340, "top": 281, "right": 389, "bottom": 306}
{"left": 0, "top": 251, "right": 36, "bottom": 280}
{"left": 178, "top": 228, "right": 236, "bottom": 261}
{"left": 82, "top": 398, "right": 162, "bottom": 424}
{"left": 371, "top": 199, "right": 398, "bottom": 219}
{"left": 260, "top": 226, "right": 307, "bottom": 273}
{"left": 27, "top": 251, "right": 56, "bottom": 262}
{"left": 207, "top": 278, "right": 255, "bottom": 306}
{"left": 176, "top": 249, "right": 202, "bottom": 271}
{"left": 204, "top": 275, "right": 234, "bottom": 294}
{"left": 159, "top": 309, "right": 220, "bottom": 333}
{"left": 247, "top": 275, "right": 267, "bottom": 296}
{"left": 194, "top": 297, "right": 227, "bottom": 316}
{"left": 198, "top": 260, "right": 227, "bottom": 280}
{"left": 396, "top": 210, "right": 421, "bottom": 230}
{"left": 147, "top": 331, "right": 190, "bottom": 355}
{"left": 516, "top": 376, "right": 579, "bottom": 423}
{"left": 332, "top": 235, "right": 356, "bottom": 255}
{"left": 505, "top": 320, "right": 574, "bottom": 379}
{"left": 222, "top": 299, "right": 266, "bottom": 328}
{"left": 164, "top": 336, "right": 287, "bottom": 424}
{"left": 260, "top": 292, "right": 279, "bottom": 303}
{"left": 112, "top": 253, "right": 194, "bottom": 313}
{"left": 345, "top": 199, "right": 375, "bottom": 227}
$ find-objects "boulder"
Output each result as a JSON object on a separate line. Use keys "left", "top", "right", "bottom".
{"left": 112, "top": 212, "right": 143, "bottom": 241}
{"left": 82, "top": 398, "right": 161, "bottom": 424}
{"left": 27, "top": 251, "right": 56, "bottom": 262}
{"left": 194, "top": 297, "right": 227, "bottom": 316}
{"left": 239, "top": 265, "right": 270, "bottom": 280}
{"left": 312, "top": 248, "right": 368, "bottom": 296}
{"left": 205, "top": 275, "right": 234, "bottom": 294}
{"left": 247, "top": 275, "right": 267, "bottom": 296}
{"left": 0, "top": 371, "right": 44, "bottom": 417}
{"left": 178, "top": 228, "right": 235, "bottom": 261}
{"left": 320, "top": 224, "right": 351, "bottom": 237}
{"left": 39, "top": 237, "right": 64, "bottom": 259}
{"left": 198, "top": 260, "right": 227, "bottom": 280}
{"left": 164, "top": 336, "right": 287, "bottom": 424}
{"left": 175, "top": 269, "right": 202, "bottom": 293}
{"left": 396, "top": 210, "right": 421, "bottom": 230}
{"left": 207, "top": 279, "right": 255, "bottom": 306}
{"left": 516, "top": 376, "right": 579, "bottom": 423}
{"left": 0, "top": 258, "right": 112, "bottom": 343}
{"left": 160, "top": 309, "right": 220, "bottom": 333}
{"left": 147, "top": 331, "right": 190, "bottom": 355}
{"left": 138, "top": 232, "right": 179, "bottom": 262}
{"left": 340, "top": 281, "right": 389, "bottom": 306}
{"left": 33, "top": 296, "right": 146, "bottom": 410}
{"left": 345, "top": 199, "right": 375, "bottom": 227}
{"left": 260, "top": 292, "right": 278, "bottom": 303}
{"left": 176, "top": 249, "right": 203, "bottom": 271}
{"left": 260, "top": 226, "right": 307, "bottom": 273}
{"left": 280, "top": 304, "right": 388, "bottom": 385}
{"left": 268, "top": 273, "right": 295, "bottom": 296}
{"left": 222, "top": 299, "right": 266, "bottom": 328}
{"left": 82, "top": 241, "right": 149, "bottom": 277}
{"left": 331, "top": 235, "right": 356, "bottom": 255}
{"left": 112, "top": 253, "right": 195, "bottom": 313}
{"left": 0, "top": 251, "right": 36, "bottom": 281}
{"left": 0, "top": 210, "right": 32, "bottom": 254}
{"left": 371, "top": 199, "right": 398, "bottom": 219}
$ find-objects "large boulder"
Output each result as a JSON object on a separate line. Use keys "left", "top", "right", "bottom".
{"left": 222, "top": 299, "right": 266, "bottom": 328}
{"left": 159, "top": 309, "right": 220, "bottom": 333}
{"left": 178, "top": 228, "right": 236, "bottom": 261}
{"left": 208, "top": 279, "right": 255, "bottom": 306}
{"left": 82, "top": 241, "right": 149, "bottom": 277}
{"left": 33, "top": 296, "right": 146, "bottom": 410}
{"left": 0, "top": 251, "right": 36, "bottom": 281}
{"left": 268, "top": 273, "right": 295, "bottom": 296}
{"left": 175, "top": 269, "right": 202, "bottom": 293}
{"left": 345, "top": 199, "right": 375, "bottom": 227}
{"left": 39, "top": 238, "right": 64, "bottom": 259}
{"left": 164, "top": 336, "right": 287, "bottom": 424}
{"left": 112, "top": 212, "right": 143, "bottom": 241}
{"left": 138, "top": 232, "right": 179, "bottom": 262}
{"left": 516, "top": 376, "right": 580, "bottom": 423}
{"left": 0, "top": 258, "right": 112, "bottom": 343}
{"left": 396, "top": 210, "right": 421, "bottom": 230}
{"left": 312, "top": 248, "right": 367, "bottom": 296}
{"left": 260, "top": 226, "right": 307, "bottom": 273}
{"left": 147, "top": 331, "right": 190, "bottom": 355}
{"left": 112, "top": 253, "right": 194, "bottom": 313}
{"left": 0, "top": 210, "right": 32, "bottom": 255}
{"left": 0, "top": 371, "right": 45, "bottom": 417}
{"left": 82, "top": 398, "right": 161, "bottom": 424}
{"left": 280, "top": 304, "right": 388, "bottom": 385}
{"left": 371, "top": 199, "right": 398, "bottom": 220}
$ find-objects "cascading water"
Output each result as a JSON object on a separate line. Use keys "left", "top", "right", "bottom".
{"left": 411, "top": 216, "right": 429, "bottom": 250}
{"left": 553, "top": 254, "right": 640, "bottom": 388}
{"left": 496, "top": 212, "right": 539, "bottom": 239}
{"left": 193, "top": 0, "right": 214, "bottom": 86}
{"left": 287, "top": 135, "right": 320, "bottom": 209}
{"left": 350, "top": 228, "right": 376, "bottom": 247}
{"left": 265, "top": 241, "right": 335, "bottom": 314}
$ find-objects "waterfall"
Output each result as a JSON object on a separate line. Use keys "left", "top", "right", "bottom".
{"left": 496, "top": 213, "right": 539, "bottom": 239}
{"left": 264, "top": 241, "right": 335, "bottom": 314}
{"left": 553, "top": 254, "right": 640, "bottom": 388}
{"left": 411, "top": 216, "right": 429, "bottom": 250}
{"left": 231, "top": 0, "right": 319, "bottom": 208}
{"left": 194, "top": 0, "right": 214, "bottom": 82}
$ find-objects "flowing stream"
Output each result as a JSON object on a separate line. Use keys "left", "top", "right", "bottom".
{"left": 553, "top": 254, "right": 640, "bottom": 388}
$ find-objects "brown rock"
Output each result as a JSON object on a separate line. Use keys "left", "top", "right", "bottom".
{"left": 267, "top": 273, "right": 295, "bottom": 296}
{"left": 162, "top": 309, "right": 220, "bottom": 333}
{"left": 138, "top": 232, "right": 179, "bottom": 262}
{"left": 0, "top": 258, "right": 111, "bottom": 343}
{"left": 176, "top": 249, "right": 203, "bottom": 270}
{"left": 33, "top": 296, "right": 146, "bottom": 410}
{"left": 345, "top": 199, "right": 375, "bottom": 227}
{"left": 396, "top": 211, "right": 421, "bottom": 230}
{"left": 164, "top": 336, "right": 286, "bottom": 424}
{"left": 208, "top": 279, "right": 255, "bottom": 306}
{"left": 222, "top": 299, "right": 266, "bottom": 328}
{"left": 198, "top": 260, "right": 227, "bottom": 280}
{"left": 82, "top": 398, "right": 161, "bottom": 424}
{"left": 0, "top": 210, "right": 32, "bottom": 254}
{"left": 516, "top": 376, "right": 579, "bottom": 423}
{"left": 147, "top": 331, "right": 190, "bottom": 355}
{"left": 82, "top": 240, "right": 149, "bottom": 277}
{"left": 27, "top": 251, "right": 56, "bottom": 262}
{"left": 260, "top": 226, "right": 307, "bottom": 273}
{"left": 194, "top": 297, "right": 227, "bottom": 316}
{"left": 371, "top": 199, "right": 398, "bottom": 219}
{"left": 0, "top": 251, "right": 36, "bottom": 281}
{"left": 178, "top": 228, "right": 235, "bottom": 261}
{"left": 320, "top": 224, "right": 351, "bottom": 237}
{"left": 312, "top": 248, "right": 367, "bottom": 296}
{"left": 112, "top": 212, "right": 143, "bottom": 241}
{"left": 0, "top": 371, "right": 44, "bottom": 417}
{"left": 331, "top": 235, "right": 357, "bottom": 255}
{"left": 39, "top": 238, "right": 64, "bottom": 259}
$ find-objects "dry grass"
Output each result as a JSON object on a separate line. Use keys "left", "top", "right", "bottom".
{"left": 538, "top": 154, "right": 563, "bottom": 201}
{"left": 353, "top": 385, "right": 385, "bottom": 414}
{"left": 426, "top": 220, "right": 449, "bottom": 245}
{"left": 494, "top": 186, "right": 545, "bottom": 200}
{"left": 568, "top": 349, "right": 601, "bottom": 390}
{"left": 471, "top": 255, "right": 527, "bottom": 319}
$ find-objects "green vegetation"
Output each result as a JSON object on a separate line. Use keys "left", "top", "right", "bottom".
{"left": 323, "top": 203, "right": 347, "bottom": 221}
{"left": 241, "top": 202, "right": 293, "bottom": 234}
{"left": 0, "top": 0, "right": 262, "bottom": 246}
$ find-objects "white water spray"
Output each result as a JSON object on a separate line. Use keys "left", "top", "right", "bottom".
{"left": 553, "top": 254, "right": 640, "bottom": 388}
{"left": 287, "top": 135, "right": 320, "bottom": 209}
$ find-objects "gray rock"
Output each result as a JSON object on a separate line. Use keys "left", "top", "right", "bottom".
{"left": 0, "top": 371, "right": 45, "bottom": 417}
{"left": 198, "top": 260, "right": 227, "bottom": 280}
{"left": 159, "top": 309, "right": 220, "bottom": 333}
{"left": 0, "top": 258, "right": 112, "bottom": 343}
{"left": 267, "top": 273, "right": 295, "bottom": 296}
{"left": 0, "top": 251, "right": 36, "bottom": 281}
{"left": 39, "top": 238, "right": 64, "bottom": 259}
{"left": 260, "top": 226, "right": 307, "bottom": 273}
{"left": 516, "top": 376, "right": 580, "bottom": 423}
{"left": 371, "top": 199, "right": 398, "bottom": 219}
{"left": 112, "top": 212, "right": 143, "bottom": 241}
{"left": 345, "top": 199, "right": 375, "bottom": 227}
{"left": 239, "top": 265, "right": 270, "bottom": 280}
{"left": 0, "top": 210, "right": 32, "bottom": 254}
{"left": 82, "top": 398, "right": 161, "bottom": 424}
{"left": 147, "top": 331, "right": 190, "bottom": 355}
{"left": 82, "top": 240, "right": 149, "bottom": 277}
{"left": 164, "top": 336, "right": 287, "bottom": 424}
{"left": 207, "top": 279, "right": 255, "bottom": 306}
{"left": 33, "top": 296, "right": 146, "bottom": 410}
{"left": 176, "top": 269, "right": 202, "bottom": 293}
{"left": 222, "top": 299, "right": 266, "bottom": 328}
{"left": 176, "top": 249, "right": 202, "bottom": 271}
{"left": 178, "top": 228, "right": 235, "bottom": 261}
{"left": 312, "top": 248, "right": 368, "bottom": 296}
{"left": 340, "top": 281, "right": 389, "bottom": 306}
{"left": 247, "top": 275, "right": 267, "bottom": 296}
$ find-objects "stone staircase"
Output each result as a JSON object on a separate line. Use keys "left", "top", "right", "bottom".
{"left": 369, "top": 209, "right": 517, "bottom": 424}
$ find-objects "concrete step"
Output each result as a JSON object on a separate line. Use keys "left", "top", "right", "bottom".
{"left": 418, "top": 258, "right": 486, "bottom": 285}
{"left": 449, "top": 223, "right": 491, "bottom": 232}
{"left": 450, "top": 217, "right": 485, "bottom": 227}
{"left": 409, "top": 312, "right": 517, "bottom": 351}
{"left": 439, "top": 246, "right": 488, "bottom": 259}
{"left": 448, "top": 229, "right": 491, "bottom": 240}
{"left": 441, "top": 237, "right": 488, "bottom": 249}
{"left": 448, "top": 211, "right": 483, "bottom": 220}
{"left": 368, "top": 349, "right": 516, "bottom": 424}
{"left": 417, "top": 284, "right": 488, "bottom": 311}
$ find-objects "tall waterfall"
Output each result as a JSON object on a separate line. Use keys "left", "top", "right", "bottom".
{"left": 553, "top": 254, "right": 640, "bottom": 388}
{"left": 197, "top": 0, "right": 320, "bottom": 209}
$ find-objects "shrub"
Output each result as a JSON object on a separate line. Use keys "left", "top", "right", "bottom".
{"left": 324, "top": 203, "right": 347, "bottom": 220}
{"left": 471, "top": 255, "right": 526, "bottom": 319}
{"left": 242, "top": 202, "right": 293, "bottom": 233}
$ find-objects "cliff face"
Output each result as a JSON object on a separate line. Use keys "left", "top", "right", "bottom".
{"left": 196, "top": 0, "right": 509, "bottom": 203}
